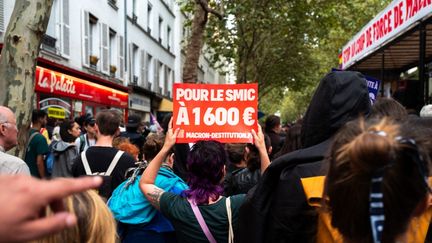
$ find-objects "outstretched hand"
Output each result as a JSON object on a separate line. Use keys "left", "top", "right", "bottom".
{"left": 163, "top": 117, "right": 180, "bottom": 149}
{"left": 251, "top": 124, "right": 271, "bottom": 173}
{"left": 251, "top": 124, "right": 266, "bottom": 152}
{"left": 0, "top": 175, "right": 102, "bottom": 242}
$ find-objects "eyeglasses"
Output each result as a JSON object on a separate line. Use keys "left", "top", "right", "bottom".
{"left": 1, "top": 122, "right": 17, "bottom": 129}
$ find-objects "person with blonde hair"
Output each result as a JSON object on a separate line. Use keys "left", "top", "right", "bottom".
{"left": 34, "top": 190, "right": 117, "bottom": 243}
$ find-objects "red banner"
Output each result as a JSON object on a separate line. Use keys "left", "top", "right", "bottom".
{"left": 173, "top": 83, "right": 258, "bottom": 143}
{"left": 35, "top": 66, "right": 128, "bottom": 108}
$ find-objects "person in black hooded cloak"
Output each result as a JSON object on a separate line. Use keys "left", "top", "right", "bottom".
{"left": 237, "top": 71, "right": 371, "bottom": 243}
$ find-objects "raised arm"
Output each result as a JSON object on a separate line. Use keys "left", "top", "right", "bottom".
{"left": 251, "top": 124, "right": 271, "bottom": 174}
{"left": 139, "top": 119, "right": 179, "bottom": 209}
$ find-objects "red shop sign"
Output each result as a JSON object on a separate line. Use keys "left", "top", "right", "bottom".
{"left": 35, "top": 66, "right": 128, "bottom": 108}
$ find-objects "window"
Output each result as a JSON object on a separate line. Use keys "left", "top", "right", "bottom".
{"left": 158, "top": 17, "right": 163, "bottom": 43}
{"left": 167, "top": 26, "right": 171, "bottom": 51}
{"left": 45, "top": 0, "right": 57, "bottom": 39}
{"left": 147, "top": 54, "right": 153, "bottom": 90}
{"left": 147, "top": 3, "right": 152, "bottom": 33}
{"left": 43, "top": 0, "right": 69, "bottom": 57}
{"left": 89, "top": 15, "right": 98, "bottom": 59}
{"left": 109, "top": 29, "right": 117, "bottom": 76}
{"left": 132, "top": 0, "right": 137, "bottom": 22}
{"left": 118, "top": 35, "right": 125, "bottom": 79}
{"left": 159, "top": 62, "right": 164, "bottom": 94}
{"left": 165, "top": 67, "right": 170, "bottom": 96}
{"left": 132, "top": 44, "right": 139, "bottom": 84}
{"left": 43, "top": 0, "right": 58, "bottom": 51}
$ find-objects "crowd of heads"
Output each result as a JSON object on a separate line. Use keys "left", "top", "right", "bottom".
{"left": 2, "top": 70, "right": 432, "bottom": 243}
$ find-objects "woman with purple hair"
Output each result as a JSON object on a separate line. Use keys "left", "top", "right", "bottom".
{"left": 140, "top": 120, "right": 270, "bottom": 243}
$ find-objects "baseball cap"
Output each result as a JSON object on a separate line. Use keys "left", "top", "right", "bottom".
{"left": 84, "top": 114, "right": 96, "bottom": 125}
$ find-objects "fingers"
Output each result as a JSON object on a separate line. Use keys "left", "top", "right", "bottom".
{"left": 251, "top": 128, "right": 258, "bottom": 141}
{"left": 39, "top": 177, "right": 102, "bottom": 203}
{"left": 173, "top": 128, "right": 180, "bottom": 138}
{"left": 17, "top": 212, "right": 76, "bottom": 242}
{"left": 168, "top": 117, "right": 173, "bottom": 130}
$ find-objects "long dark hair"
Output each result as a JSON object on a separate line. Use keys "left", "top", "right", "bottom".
{"left": 60, "top": 120, "right": 77, "bottom": 143}
{"left": 184, "top": 140, "right": 227, "bottom": 205}
{"left": 274, "top": 124, "right": 302, "bottom": 159}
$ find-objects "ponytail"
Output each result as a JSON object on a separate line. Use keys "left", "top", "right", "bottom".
{"left": 337, "top": 119, "right": 399, "bottom": 175}
{"left": 325, "top": 118, "right": 431, "bottom": 243}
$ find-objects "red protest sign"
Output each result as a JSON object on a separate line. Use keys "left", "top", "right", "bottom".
{"left": 173, "top": 83, "right": 258, "bottom": 143}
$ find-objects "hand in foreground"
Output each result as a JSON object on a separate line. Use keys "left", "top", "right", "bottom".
{"left": 251, "top": 124, "right": 266, "bottom": 152}
{"left": 163, "top": 117, "right": 180, "bottom": 149}
{"left": 0, "top": 175, "right": 102, "bottom": 242}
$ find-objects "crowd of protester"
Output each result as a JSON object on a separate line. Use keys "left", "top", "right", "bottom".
{"left": 0, "top": 70, "right": 432, "bottom": 242}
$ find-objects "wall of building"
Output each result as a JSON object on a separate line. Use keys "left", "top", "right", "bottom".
{"left": 0, "top": 0, "right": 226, "bottom": 102}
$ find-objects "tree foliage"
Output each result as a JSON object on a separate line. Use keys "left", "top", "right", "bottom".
{"left": 181, "top": 0, "right": 392, "bottom": 120}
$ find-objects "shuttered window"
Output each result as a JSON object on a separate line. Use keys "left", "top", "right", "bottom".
{"left": 81, "top": 10, "right": 90, "bottom": 67}
{"left": 60, "top": 0, "right": 70, "bottom": 57}
{"left": 118, "top": 35, "right": 124, "bottom": 79}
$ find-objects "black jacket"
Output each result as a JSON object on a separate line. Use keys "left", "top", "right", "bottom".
{"left": 224, "top": 168, "right": 261, "bottom": 196}
{"left": 237, "top": 71, "right": 371, "bottom": 243}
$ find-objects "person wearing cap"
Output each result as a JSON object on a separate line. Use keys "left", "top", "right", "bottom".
{"left": 120, "top": 114, "right": 147, "bottom": 161}
{"left": 75, "top": 114, "right": 97, "bottom": 154}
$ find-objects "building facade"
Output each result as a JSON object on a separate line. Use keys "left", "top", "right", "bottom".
{"left": 0, "top": 0, "right": 226, "bottom": 122}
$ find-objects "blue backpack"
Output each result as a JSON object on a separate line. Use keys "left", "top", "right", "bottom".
{"left": 45, "top": 141, "right": 57, "bottom": 176}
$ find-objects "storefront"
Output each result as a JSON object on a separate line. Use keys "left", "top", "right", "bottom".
{"left": 35, "top": 65, "right": 128, "bottom": 120}
{"left": 129, "top": 93, "right": 151, "bottom": 121}
{"left": 129, "top": 85, "right": 163, "bottom": 122}
{"left": 341, "top": 0, "right": 432, "bottom": 110}
{"left": 157, "top": 98, "right": 173, "bottom": 122}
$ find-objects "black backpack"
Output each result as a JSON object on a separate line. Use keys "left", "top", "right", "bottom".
{"left": 80, "top": 150, "right": 124, "bottom": 199}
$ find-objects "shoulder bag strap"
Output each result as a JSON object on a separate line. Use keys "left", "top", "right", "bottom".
{"left": 187, "top": 198, "right": 217, "bottom": 243}
{"left": 24, "top": 132, "right": 39, "bottom": 160}
{"left": 226, "top": 197, "right": 234, "bottom": 243}
{"left": 27, "top": 132, "right": 38, "bottom": 147}
{"left": 80, "top": 151, "right": 93, "bottom": 175}
{"left": 105, "top": 151, "right": 124, "bottom": 176}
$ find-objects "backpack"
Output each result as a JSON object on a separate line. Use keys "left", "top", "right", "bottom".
{"left": 301, "top": 176, "right": 432, "bottom": 242}
{"left": 78, "top": 134, "right": 86, "bottom": 153}
{"left": 44, "top": 141, "right": 57, "bottom": 176}
{"left": 81, "top": 150, "right": 124, "bottom": 199}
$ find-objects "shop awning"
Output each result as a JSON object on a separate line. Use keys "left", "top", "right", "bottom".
{"left": 341, "top": 0, "right": 432, "bottom": 72}
{"left": 348, "top": 21, "right": 432, "bottom": 72}
{"left": 159, "top": 98, "right": 173, "bottom": 112}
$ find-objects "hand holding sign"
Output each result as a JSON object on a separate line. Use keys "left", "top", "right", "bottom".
{"left": 173, "top": 83, "right": 258, "bottom": 143}
{"left": 251, "top": 124, "right": 266, "bottom": 153}
{"left": 163, "top": 118, "right": 180, "bottom": 150}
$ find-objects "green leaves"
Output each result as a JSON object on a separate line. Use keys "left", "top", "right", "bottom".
{"left": 181, "top": 0, "right": 392, "bottom": 121}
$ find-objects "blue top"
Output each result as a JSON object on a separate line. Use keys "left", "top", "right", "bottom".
{"left": 108, "top": 166, "right": 188, "bottom": 232}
